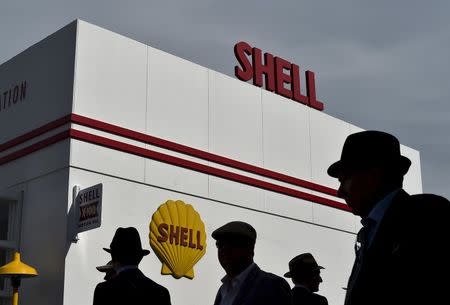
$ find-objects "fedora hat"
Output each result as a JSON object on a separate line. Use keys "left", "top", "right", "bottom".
{"left": 103, "top": 227, "right": 150, "bottom": 258}
{"left": 327, "top": 130, "right": 411, "bottom": 178}
{"left": 284, "top": 253, "right": 324, "bottom": 278}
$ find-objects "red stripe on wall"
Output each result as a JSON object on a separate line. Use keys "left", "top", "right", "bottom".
{"left": 70, "top": 129, "right": 350, "bottom": 211}
{"left": 0, "top": 115, "right": 71, "bottom": 153}
{"left": 70, "top": 114, "right": 338, "bottom": 197}
{"left": 0, "top": 130, "right": 70, "bottom": 166}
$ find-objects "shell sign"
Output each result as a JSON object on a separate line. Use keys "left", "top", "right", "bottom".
{"left": 149, "top": 200, "right": 207, "bottom": 279}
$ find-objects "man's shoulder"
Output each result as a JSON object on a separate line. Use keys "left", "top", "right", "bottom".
{"left": 311, "top": 293, "right": 328, "bottom": 305}
{"left": 404, "top": 193, "right": 450, "bottom": 217}
{"left": 140, "top": 273, "right": 169, "bottom": 292}
{"left": 94, "top": 280, "right": 111, "bottom": 291}
{"left": 408, "top": 193, "right": 450, "bottom": 205}
{"left": 122, "top": 269, "right": 168, "bottom": 291}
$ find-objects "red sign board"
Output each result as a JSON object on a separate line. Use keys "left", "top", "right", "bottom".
{"left": 234, "top": 42, "right": 324, "bottom": 111}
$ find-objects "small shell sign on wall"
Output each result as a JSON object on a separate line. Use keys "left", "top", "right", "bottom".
{"left": 149, "top": 200, "right": 207, "bottom": 279}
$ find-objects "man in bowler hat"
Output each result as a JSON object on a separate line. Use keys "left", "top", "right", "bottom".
{"left": 212, "top": 221, "right": 292, "bottom": 305}
{"left": 284, "top": 253, "right": 328, "bottom": 305}
{"left": 93, "top": 227, "right": 171, "bottom": 305}
{"left": 328, "top": 130, "right": 450, "bottom": 305}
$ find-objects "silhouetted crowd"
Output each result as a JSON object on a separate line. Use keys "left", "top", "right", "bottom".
{"left": 93, "top": 131, "right": 450, "bottom": 305}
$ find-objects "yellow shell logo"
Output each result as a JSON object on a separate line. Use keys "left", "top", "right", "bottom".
{"left": 149, "top": 200, "right": 207, "bottom": 279}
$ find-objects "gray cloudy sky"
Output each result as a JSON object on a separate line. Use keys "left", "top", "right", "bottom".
{"left": 1, "top": 0, "right": 450, "bottom": 198}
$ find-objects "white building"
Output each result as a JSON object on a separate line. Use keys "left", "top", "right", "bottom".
{"left": 0, "top": 20, "right": 422, "bottom": 305}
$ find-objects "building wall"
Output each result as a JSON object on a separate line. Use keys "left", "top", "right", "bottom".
{"left": 0, "top": 21, "right": 76, "bottom": 144}
{"left": 0, "top": 169, "right": 69, "bottom": 305}
{"left": 65, "top": 20, "right": 423, "bottom": 305}
{"left": 0, "top": 20, "right": 75, "bottom": 190}
{"left": 0, "top": 20, "right": 424, "bottom": 305}
{"left": 64, "top": 167, "right": 356, "bottom": 305}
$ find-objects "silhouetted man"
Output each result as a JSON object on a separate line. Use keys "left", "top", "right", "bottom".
{"left": 328, "top": 130, "right": 450, "bottom": 305}
{"left": 212, "top": 221, "right": 292, "bottom": 305}
{"left": 284, "top": 253, "right": 328, "bottom": 305}
{"left": 93, "top": 227, "right": 171, "bottom": 305}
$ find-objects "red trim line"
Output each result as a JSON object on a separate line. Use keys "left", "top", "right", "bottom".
{"left": 0, "top": 115, "right": 71, "bottom": 153}
{"left": 70, "top": 114, "right": 338, "bottom": 197}
{"left": 0, "top": 130, "right": 70, "bottom": 166}
{"left": 70, "top": 129, "right": 349, "bottom": 211}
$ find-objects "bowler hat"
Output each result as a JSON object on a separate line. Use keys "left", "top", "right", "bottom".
{"left": 284, "top": 253, "right": 324, "bottom": 278}
{"left": 103, "top": 227, "right": 150, "bottom": 257}
{"left": 327, "top": 130, "right": 411, "bottom": 178}
{"left": 211, "top": 221, "right": 257, "bottom": 243}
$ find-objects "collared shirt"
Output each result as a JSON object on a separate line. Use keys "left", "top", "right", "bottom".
{"left": 364, "top": 188, "right": 400, "bottom": 247}
{"left": 115, "top": 265, "right": 138, "bottom": 275}
{"left": 219, "top": 263, "right": 257, "bottom": 305}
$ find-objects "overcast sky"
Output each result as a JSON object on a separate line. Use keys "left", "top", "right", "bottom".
{"left": 1, "top": 0, "right": 450, "bottom": 198}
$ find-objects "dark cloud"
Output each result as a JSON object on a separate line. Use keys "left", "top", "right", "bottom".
{"left": 1, "top": 0, "right": 450, "bottom": 198}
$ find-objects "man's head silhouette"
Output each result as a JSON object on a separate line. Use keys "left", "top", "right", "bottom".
{"left": 328, "top": 130, "right": 411, "bottom": 216}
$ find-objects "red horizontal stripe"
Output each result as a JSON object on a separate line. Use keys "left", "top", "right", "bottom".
{"left": 0, "top": 130, "right": 70, "bottom": 166}
{"left": 0, "top": 115, "right": 71, "bottom": 153}
{"left": 70, "top": 114, "right": 338, "bottom": 197}
{"left": 70, "top": 129, "right": 350, "bottom": 211}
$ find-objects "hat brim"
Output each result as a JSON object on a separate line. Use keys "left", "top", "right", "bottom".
{"left": 284, "top": 265, "right": 324, "bottom": 278}
{"left": 103, "top": 247, "right": 150, "bottom": 256}
{"left": 327, "top": 160, "right": 342, "bottom": 178}
{"left": 96, "top": 265, "right": 113, "bottom": 272}
{"left": 327, "top": 156, "right": 411, "bottom": 178}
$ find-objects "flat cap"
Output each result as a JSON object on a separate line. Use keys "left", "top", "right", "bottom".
{"left": 211, "top": 221, "right": 257, "bottom": 243}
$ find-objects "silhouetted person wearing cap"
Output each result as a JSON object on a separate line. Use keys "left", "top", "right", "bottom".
{"left": 328, "top": 130, "right": 450, "bottom": 305}
{"left": 284, "top": 253, "right": 327, "bottom": 305}
{"left": 212, "top": 221, "right": 292, "bottom": 305}
{"left": 93, "top": 227, "right": 171, "bottom": 305}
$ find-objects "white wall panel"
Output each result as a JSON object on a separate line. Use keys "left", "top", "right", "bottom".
{"left": 146, "top": 47, "right": 208, "bottom": 149}
{"left": 309, "top": 111, "right": 353, "bottom": 231}
{"left": 70, "top": 139, "right": 145, "bottom": 183}
{"left": 313, "top": 204, "right": 356, "bottom": 233}
{"left": 0, "top": 141, "right": 70, "bottom": 190}
{"left": 144, "top": 47, "right": 210, "bottom": 197}
{"left": 0, "top": 22, "right": 75, "bottom": 143}
{"left": 19, "top": 169, "right": 69, "bottom": 305}
{"left": 73, "top": 20, "right": 147, "bottom": 132}
{"left": 208, "top": 72, "right": 265, "bottom": 211}
{"left": 309, "top": 110, "right": 351, "bottom": 189}
{"left": 401, "top": 145, "right": 423, "bottom": 194}
{"left": 262, "top": 90, "right": 311, "bottom": 179}
{"left": 264, "top": 191, "right": 313, "bottom": 223}
{"left": 145, "top": 151, "right": 209, "bottom": 198}
{"left": 209, "top": 71, "right": 263, "bottom": 165}
{"left": 209, "top": 175, "right": 265, "bottom": 211}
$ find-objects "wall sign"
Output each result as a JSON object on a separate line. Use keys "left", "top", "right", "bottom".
{"left": 0, "top": 81, "right": 27, "bottom": 113}
{"left": 149, "top": 200, "right": 206, "bottom": 279}
{"left": 234, "top": 41, "right": 324, "bottom": 111}
{"left": 76, "top": 183, "right": 102, "bottom": 233}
